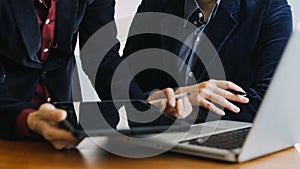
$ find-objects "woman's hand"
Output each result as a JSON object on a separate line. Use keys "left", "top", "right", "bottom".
{"left": 27, "top": 103, "right": 81, "bottom": 150}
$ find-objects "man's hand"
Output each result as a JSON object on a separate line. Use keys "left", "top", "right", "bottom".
{"left": 27, "top": 103, "right": 81, "bottom": 150}
{"left": 147, "top": 88, "right": 192, "bottom": 119}
{"left": 176, "top": 79, "right": 249, "bottom": 116}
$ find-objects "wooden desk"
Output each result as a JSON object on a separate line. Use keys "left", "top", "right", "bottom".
{"left": 0, "top": 139, "right": 299, "bottom": 169}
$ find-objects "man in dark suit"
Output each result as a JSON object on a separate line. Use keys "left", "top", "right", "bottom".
{"left": 0, "top": 0, "right": 120, "bottom": 149}
{"left": 98, "top": 0, "right": 293, "bottom": 122}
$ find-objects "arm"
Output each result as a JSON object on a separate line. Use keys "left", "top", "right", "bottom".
{"left": 0, "top": 60, "right": 37, "bottom": 139}
{"left": 0, "top": 60, "right": 80, "bottom": 149}
{"left": 229, "top": 0, "right": 293, "bottom": 122}
{"left": 121, "top": 1, "right": 194, "bottom": 117}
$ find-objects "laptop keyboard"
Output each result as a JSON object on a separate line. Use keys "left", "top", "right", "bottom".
{"left": 182, "top": 128, "right": 251, "bottom": 150}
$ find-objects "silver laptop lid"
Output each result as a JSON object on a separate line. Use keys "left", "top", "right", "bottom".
{"left": 238, "top": 19, "right": 300, "bottom": 162}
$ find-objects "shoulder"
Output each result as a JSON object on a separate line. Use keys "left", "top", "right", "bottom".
{"left": 228, "top": 0, "right": 291, "bottom": 21}
{"left": 238, "top": 0, "right": 290, "bottom": 11}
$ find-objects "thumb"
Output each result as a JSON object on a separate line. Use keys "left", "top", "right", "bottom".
{"left": 39, "top": 103, "right": 67, "bottom": 122}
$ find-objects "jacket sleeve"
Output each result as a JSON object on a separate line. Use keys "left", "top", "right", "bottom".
{"left": 0, "top": 61, "right": 37, "bottom": 139}
{"left": 229, "top": 0, "right": 293, "bottom": 122}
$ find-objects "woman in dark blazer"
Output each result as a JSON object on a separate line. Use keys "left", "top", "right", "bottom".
{"left": 0, "top": 0, "right": 119, "bottom": 149}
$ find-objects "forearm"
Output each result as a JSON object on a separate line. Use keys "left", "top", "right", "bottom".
{"left": 0, "top": 95, "right": 37, "bottom": 139}
{"left": 228, "top": 0, "right": 293, "bottom": 121}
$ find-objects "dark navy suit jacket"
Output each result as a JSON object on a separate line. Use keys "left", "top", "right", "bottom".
{"left": 109, "top": 0, "right": 292, "bottom": 122}
{"left": 0, "top": 0, "right": 119, "bottom": 138}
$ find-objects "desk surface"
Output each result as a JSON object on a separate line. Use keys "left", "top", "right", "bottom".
{"left": 0, "top": 139, "right": 300, "bottom": 169}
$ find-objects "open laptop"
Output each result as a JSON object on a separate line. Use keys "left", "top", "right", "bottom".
{"left": 127, "top": 22, "right": 300, "bottom": 162}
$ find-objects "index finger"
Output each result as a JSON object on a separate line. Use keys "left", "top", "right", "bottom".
{"left": 163, "top": 88, "right": 176, "bottom": 107}
{"left": 215, "top": 81, "right": 246, "bottom": 93}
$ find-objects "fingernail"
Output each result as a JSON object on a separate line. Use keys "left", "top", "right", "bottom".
{"left": 217, "top": 110, "right": 226, "bottom": 116}
{"left": 234, "top": 107, "right": 240, "bottom": 113}
{"left": 59, "top": 111, "right": 67, "bottom": 121}
{"left": 171, "top": 100, "right": 176, "bottom": 107}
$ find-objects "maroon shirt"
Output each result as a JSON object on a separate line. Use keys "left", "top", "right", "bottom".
{"left": 15, "top": 0, "right": 57, "bottom": 137}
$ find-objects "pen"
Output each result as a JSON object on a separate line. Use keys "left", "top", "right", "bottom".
{"left": 227, "top": 89, "right": 247, "bottom": 96}
{"left": 148, "top": 92, "right": 190, "bottom": 104}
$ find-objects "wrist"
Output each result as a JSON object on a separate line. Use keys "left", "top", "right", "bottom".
{"left": 15, "top": 109, "right": 36, "bottom": 137}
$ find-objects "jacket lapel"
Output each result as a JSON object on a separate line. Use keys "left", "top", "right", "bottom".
{"left": 194, "top": 0, "right": 241, "bottom": 81}
{"left": 205, "top": 0, "right": 240, "bottom": 52}
{"left": 9, "top": 0, "right": 41, "bottom": 62}
{"left": 9, "top": 0, "right": 79, "bottom": 61}
{"left": 55, "top": 0, "right": 78, "bottom": 52}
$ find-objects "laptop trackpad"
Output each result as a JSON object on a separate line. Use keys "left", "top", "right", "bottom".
{"left": 182, "top": 125, "right": 227, "bottom": 141}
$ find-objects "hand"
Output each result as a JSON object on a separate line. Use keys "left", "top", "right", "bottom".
{"left": 147, "top": 88, "right": 192, "bottom": 119}
{"left": 175, "top": 79, "right": 249, "bottom": 116}
{"left": 27, "top": 103, "right": 81, "bottom": 150}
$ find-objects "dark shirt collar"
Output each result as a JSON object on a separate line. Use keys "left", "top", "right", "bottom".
{"left": 184, "top": 0, "right": 221, "bottom": 21}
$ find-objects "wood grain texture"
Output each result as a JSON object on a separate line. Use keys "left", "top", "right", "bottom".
{"left": 0, "top": 139, "right": 300, "bottom": 169}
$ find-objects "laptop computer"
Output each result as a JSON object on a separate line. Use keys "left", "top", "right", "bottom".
{"left": 127, "top": 21, "right": 300, "bottom": 162}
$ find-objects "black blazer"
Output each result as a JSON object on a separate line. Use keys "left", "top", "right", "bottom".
{"left": 112, "top": 0, "right": 292, "bottom": 122}
{"left": 0, "top": 0, "right": 119, "bottom": 138}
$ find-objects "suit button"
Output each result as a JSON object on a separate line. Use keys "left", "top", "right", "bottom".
{"left": 45, "top": 19, "right": 51, "bottom": 25}
{"left": 46, "top": 97, "right": 52, "bottom": 103}
{"left": 198, "top": 12, "right": 203, "bottom": 19}
{"left": 43, "top": 48, "right": 49, "bottom": 53}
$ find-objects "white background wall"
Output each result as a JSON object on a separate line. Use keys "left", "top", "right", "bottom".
{"left": 76, "top": 0, "right": 142, "bottom": 101}
{"left": 115, "top": 0, "right": 141, "bottom": 20}
{"left": 288, "top": 0, "right": 299, "bottom": 29}
{"left": 115, "top": 0, "right": 142, "bottom": 54}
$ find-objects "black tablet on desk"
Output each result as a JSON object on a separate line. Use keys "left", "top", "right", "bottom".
{"left": 53, "top": 100, "right": 191, "bottom": 138}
